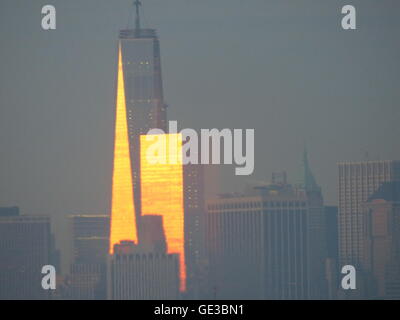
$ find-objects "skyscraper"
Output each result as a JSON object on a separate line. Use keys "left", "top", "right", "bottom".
{"left": 108, "top": 215, "right": 180, "bottom": 300}
{"left": 362, "top": 181, "right": 400, "bottom": 299}
{"left": 110, "top": 1, "right": 167, "bottom": 252}
{"left": 109, "top": 45, "right": 138, "bottom": 252}
{"left": 302, "top": 149, "right": 327, "bottom": 299}
{"left": 70, "top": 215, "right": 110, "bottom": 262}
{"left": 324, "top": 206, "right": 339, "bottom": 299}
{"left": 338, "top": 160, "right": 400, "bottom": 268}
{"left": 119, "top": 2, "right": 167, "bottom": 224}
{"left": 0, "top": 210, "right": 54, "bottom": 299}
{"left": 108, "top": 240, "right": 180, "bottom": 300}
{"left": 109, "top": 2, "right": 205, "bottom": 294}
{"left": 110, "top": 1, "right": 169, "bottom": 249}
{"left": 206, "top": 179, "right": 326, "bottom": 299}
{"left": 207, "top": 184, "right": 304, "bottom": 299}
{"left": 140, "top": 133, "right": 186, "bottom": 291}
{"left": 68, "top": 215, "right": 109, "bottom": 299}
{"left": 184, "top": 162, "right": 206, "bottom": 298}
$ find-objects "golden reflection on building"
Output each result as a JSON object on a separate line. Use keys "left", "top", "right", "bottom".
{"left": 140, "top": 133, "right": 185, "bottom": 291}
{"left": 109, "top": 45, "right": 138, "bottom": 253}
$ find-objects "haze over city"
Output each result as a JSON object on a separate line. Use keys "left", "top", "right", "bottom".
{"left": 0, "top": 0, "right": 399, "bottom": 299}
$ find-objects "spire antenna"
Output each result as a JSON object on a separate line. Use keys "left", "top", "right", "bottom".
{"left": 134, "top": 0, "right": 142, "bottom": 31}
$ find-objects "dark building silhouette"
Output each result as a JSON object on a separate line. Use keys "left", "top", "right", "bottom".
{"left": 0, "top": 206, "right": 19, "bottom": 217}
{"left": 0, "top": 209, "right": 54, "bottom": 299}
{"left": 206, "top": 152, "right": 327, "bottom": 299}
{"left": 140, "top": 215, "right": 167, "bottom": 253}
{"left": 324, "top": 206, "right": 339, "bottom": 299}
{"left": 67, "top": 214, "right": 110, "bottom": 299}
{"left": 184, "top": 162, "right": 207, "bottom": 298}
{"left": 207, "top": 189, "right": 327, "bottom": 298}
{"left": 302, "top": 149, "right": 328, "bottom": 299}
{"left": 207, "top": 184, "right": 309, "bottom": 299}
{"left": 325, "top": 206, "right": 339, "bottom": 264}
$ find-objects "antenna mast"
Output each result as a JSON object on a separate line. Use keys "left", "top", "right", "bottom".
{"left": 134, "top": 0, "right": 142, "bottom": 31}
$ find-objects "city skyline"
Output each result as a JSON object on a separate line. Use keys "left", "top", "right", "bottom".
{"left": 2, "top": 1, "right": 399, "bottom": 211}
{"left": 0, "top": 0, "right": 400, "bottom": 301}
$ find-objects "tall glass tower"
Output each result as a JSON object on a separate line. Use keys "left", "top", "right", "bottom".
{"left": 110, "top": 2, "right": 205, "bottom": 293}
{"left": 119, "top": 3, "right": 167, "bottom": 223}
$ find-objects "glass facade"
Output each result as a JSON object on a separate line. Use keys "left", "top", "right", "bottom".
{"left": 140, "top": 133, "right": 185, "bottom": 291}
{"left": 120, "top": 29, "right": 167, "bottom": 220}
{"left": 109, "top": 46, "right": 138, "bottom": 253}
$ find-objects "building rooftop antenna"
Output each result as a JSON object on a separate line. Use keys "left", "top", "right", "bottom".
{"left": 134, "top": 0, "right": 142, "bottom": 31}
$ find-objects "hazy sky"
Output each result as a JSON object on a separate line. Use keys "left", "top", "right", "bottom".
{"left": 1, "top": 0, "right": 399, "bottom": 269}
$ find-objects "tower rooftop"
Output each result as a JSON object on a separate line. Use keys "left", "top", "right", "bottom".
{"left": 119, "top": 28, "right": 157, "bottom": 39}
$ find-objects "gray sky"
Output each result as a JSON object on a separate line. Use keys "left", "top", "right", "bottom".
{"left": 1, "top": 0, "right": 399, "bottom": 269}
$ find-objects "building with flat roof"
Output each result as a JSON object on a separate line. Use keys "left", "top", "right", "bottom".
{"left": 207, "top": 178, "right": 327, "bottom": 299}
{"left": 67, "top": 214, "right": 109, "bottom": 299}
{"left": 0, "top": 212, "right": 53, "bottom": 299}
{"left": 338, "top": 160, "right": 400, "bottom": 267}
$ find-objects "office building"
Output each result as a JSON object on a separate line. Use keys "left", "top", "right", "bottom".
{"left": 324, "top": 206, "right": 339, "bottom": 299}
{"left": 109, "top": 2, "right": 205, "bottom": 293}
{"left": 68, "top": 215, "right": 109, "bottom": 299}
{"left": 140, "top": 133, "right": 186, "bottom": 291}
{"left": 0, "top": 210, "right": 53, "bottom": 299}
{"left": 362, "top": 181, "right": 400, "bottom": 299}
{"left": 119, "top": 1, "right": 167, "bottom": 226}
{"left": 338, "top": 160, "right": 400, "bottom": 267}
{"left": 207, "top": 182, "right": 326, "bottom": 299}
{"left": 184, "top": 163, "right": 207, "bottom": 298}
{"left": 108, "top": 214, "right": 180, "bottom": 300}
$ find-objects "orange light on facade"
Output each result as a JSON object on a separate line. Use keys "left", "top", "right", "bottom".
{"left": 109, "top": 45, "right": 138, "bottom": 254}
{"left": 140, "top": 133, "right": 186, "bottom": 291}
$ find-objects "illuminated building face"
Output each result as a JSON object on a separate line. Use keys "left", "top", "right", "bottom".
{"left": 140, "top": 133, "right": 186, "bottom": 291}
{"left": 109, "top": 45, "right": 138, "bottom": 254}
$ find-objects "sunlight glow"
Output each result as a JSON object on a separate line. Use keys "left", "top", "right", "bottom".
{"left": 140, "top": 133, "right": 186, "bottom": 291}
{"left": 109, "top": 45, "right": 138, "bottom": 254}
